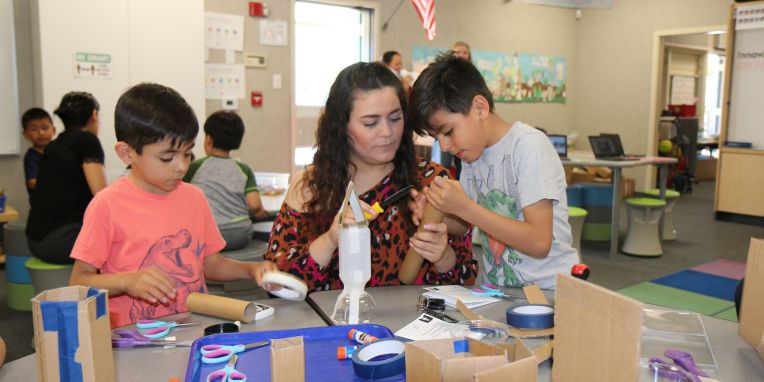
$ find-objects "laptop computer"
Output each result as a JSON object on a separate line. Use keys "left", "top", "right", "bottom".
{"left": 548, "top": 134, "right": 569, "bottom": 161}
{"left": 588, "top": 135, "right": 643, "bottom": 161}
{"left": 599, "top": 133, "right": 645, "bottom": 159}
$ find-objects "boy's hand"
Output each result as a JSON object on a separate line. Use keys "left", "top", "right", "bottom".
{"left": 409, "top": 222, "right": 449, "bottom": 264}
{"left": 425, "top": 176, "right": 470, "bottom": 216}
{"left": 249, "top": 261, "right": 279, "bottom": 288}
{"left": 408, "top": 188, "right": 427, "bottom": 226}
{"left": 124, "top": 267, "right": 176, "bottom": 305}
{"left": 253, "top": 208, "right": 270, "bottom": 221}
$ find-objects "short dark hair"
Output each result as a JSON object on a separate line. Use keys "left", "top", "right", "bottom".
{"left": 115, "top": 83, "right": 198, "bottom": 154}
{"left": 204, "top": 111, "right": 244, "bottom": 151}
{"left": 409, "top": 54, "right": 494, "bottom": 133}
{"left": 382, "top": 51, "right": 400, "bottom": 65}
{"left": 54, "top": 92, "right": 99, "bottom": 130}
{"left": 21, "top": 108, "right": 53, "bottom": 130}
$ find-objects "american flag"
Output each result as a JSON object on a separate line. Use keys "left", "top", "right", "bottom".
{"left": 410, "top": 0, "right": 436, "bottom": 40}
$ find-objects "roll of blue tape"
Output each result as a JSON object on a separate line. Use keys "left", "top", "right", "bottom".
{"left": 506, "top": 303, "right": 555, "bottom": 330}
{"left": 351, "top": 337, "right": 407, "bottom": 380}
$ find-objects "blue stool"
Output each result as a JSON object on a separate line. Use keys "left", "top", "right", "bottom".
{"left": 580, "top": 183, "right": 613, "bottom": 241}
{"left": 566, "top": 184, "right": 584, "bottom": 208}
{"left": 3, "top": 224, "right": 35, "bottom": 310}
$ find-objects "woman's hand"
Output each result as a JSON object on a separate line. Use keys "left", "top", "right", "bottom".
{"left": 326, "top": 200, "right": 378, "bottom": 245}
{"left": 409, "top": 222, "right": 450, "bottom": 266}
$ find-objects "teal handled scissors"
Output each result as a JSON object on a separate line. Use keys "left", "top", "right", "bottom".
{"left": 206, "top": 355, "right": 246, "bottom": 382}
{"left": 136, "top": 319, "right": 198, "bottom": 339}
{"left": 471, "top": 283, "right": 521, "bottom": 301}
{"left": 200, "top": 341, "right": 270, "bottom": 364}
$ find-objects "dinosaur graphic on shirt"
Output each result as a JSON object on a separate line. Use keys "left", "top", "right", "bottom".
{"left": 477, "top": 189, "right": 526, "bottom": 287}
{"left": 129, "top": 229, "right": 202, "bottom": 321}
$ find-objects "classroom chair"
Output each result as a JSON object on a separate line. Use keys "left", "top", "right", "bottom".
{"left": 621, "top": 197, "right": 666, "bottom": 257}
{"left": 642, "top": 188, "right": 680, "bottom": 240}
{"left": 3, "top": 224, "right": 35, "bottom": 311}
{"left": 25, "top": 258, "right": 73, "bottom": 295}
{"left": 580, "top": 183, "right": 613, "bottom": 241}
{"left": 568, "top": 206, "right": 588, "bottom": 257}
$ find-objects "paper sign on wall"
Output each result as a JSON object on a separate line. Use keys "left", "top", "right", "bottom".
{"left": 260, "top": 19, "right": 288, "bottom": 46}
{"left": 73, "top": 52, "right": 112, "bottom": 79}
{"left": 205, "top": 64, "right": 245, "bottom": 100}
{"left": 205, "top": 12, "right": 244, "bottom": 51}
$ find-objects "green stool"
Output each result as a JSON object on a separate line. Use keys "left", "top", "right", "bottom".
{"left": 643, "top": 189, "right": 680, "bottom": 240}
{"left": 25, "top": 258, "right": 74, "bottom": 295}
{"left": 6, "top": 281, "right": 35, "bottom": 311}
{"left": 568, "top": 206, "right": 588, "bottom": 257}
{"left": 622, "top": 197, "right": 666, "bottom": 257}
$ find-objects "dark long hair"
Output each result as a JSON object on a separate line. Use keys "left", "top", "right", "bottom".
{"left": 305, "top": 62, "right": 424, "bottom": 215}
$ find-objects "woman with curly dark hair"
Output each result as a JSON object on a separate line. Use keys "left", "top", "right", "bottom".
{"left": 264, "top": 62, "right": 477, "bottom": 291}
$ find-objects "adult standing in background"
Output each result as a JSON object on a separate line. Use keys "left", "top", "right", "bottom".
{"left": 382, "top": 50, "right": 413, "bottom": 92}
{"left": 26, "top": 92, "right": 107, "bottom": 264}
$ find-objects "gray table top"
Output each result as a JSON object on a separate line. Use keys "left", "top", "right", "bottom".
{"left": 308, "top": 285, "right": 764, "bottom": 382}
{"left": 563, "top": 153, "right": 677, "bottom": 168}
{"left": 0, "top": 297, "right": 325, "bottom": 382}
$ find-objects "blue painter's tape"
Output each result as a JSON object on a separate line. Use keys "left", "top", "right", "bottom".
{"left": 40, "top": 300, "right": 84, "bottom": 381}
{"left": 453, "top": 338, "right": 469, "bottom": 353}
{"left": 86, "top": 288, "right": 106, "bottom": 319}
{"left": 352, "top": 337, "right": 408, "bottom": 380}
{"left": 506, "top": 303, "right": 555, "bottom": 330}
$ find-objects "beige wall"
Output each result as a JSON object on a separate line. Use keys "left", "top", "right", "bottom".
{"left": 574, "top": 0, "right": 731, "bottom": 188}
{"left": 378, "top": 0, "right": 578, "bottom": 135}
{"left": 204, "top": 0, "right": 293, "bottom": 174}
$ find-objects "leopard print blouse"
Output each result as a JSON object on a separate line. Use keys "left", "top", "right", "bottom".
{"left": 264, "top": 159, "right": 477, "bottom": 291}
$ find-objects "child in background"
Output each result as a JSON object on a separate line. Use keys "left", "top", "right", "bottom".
{"left": 69, "top": 83, "right": 277, "bottom": 328}
{"left": 183, "top": 111, "right": 269, "bottom": 251}
{"left": 409, "top": 55, "right": 577, "bottom": 290}
{"left": 21, "top": 108, "right": 55, "bottom": 195}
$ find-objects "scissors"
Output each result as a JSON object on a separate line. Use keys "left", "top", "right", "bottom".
{"left": 648, "top": 349, "right": 709, "bottom": 382}
{"left": 471, "top": 283, "right": 521, "bottom": 301}
{"left": 206, "top": 355, "right": 246, "bottom": 382}
{"left": 112, "top": 329, "right": 193, "bottom": 349}
{"left": 200, "top": 340, "right": 270, "bottom": 364}
{"left": 136, "top": 318, "right": 198, "bottom": 339}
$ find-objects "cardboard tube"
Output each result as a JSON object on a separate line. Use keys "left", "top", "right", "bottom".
{"left": 186, "top": 293, "right": 256, "bottom": 323}
{"left": 399, "top": 203, "right": 445, "bottom": 284}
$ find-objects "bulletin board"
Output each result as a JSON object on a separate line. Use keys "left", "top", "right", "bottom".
{"left": 0, "top": 1, "right": 20, "bottom": 155}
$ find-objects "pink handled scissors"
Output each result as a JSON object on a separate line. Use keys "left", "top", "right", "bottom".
{"left": 206, "top": 355, "right": 246, "bottom": 382}
{"left": 200, "top": 341, "right": 270, "bottom": 364}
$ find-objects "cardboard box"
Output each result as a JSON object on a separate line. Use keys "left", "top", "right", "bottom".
{"left": 32, "top": 286, "right": 114, "bottom": 382}
{"left": 553, "top": 274, "right": 643, "bottom": 382}
{"left": 739, "top": 238, "right": 764, "bottom": 361}
{"left": 405, "top": 337, "right": 536, "bottom": 382}
{"left": 270, "top": 336, "right": 305, "bottom": 382}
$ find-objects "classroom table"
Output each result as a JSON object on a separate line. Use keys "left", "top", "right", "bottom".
{"left": 308, "top": 285, "right": 764, "bottom": 381}
{"left": 0, "top": 297, "right": 325, "bottom": 382}
{"left": 564, "top": 154, "right": 678, "bottom": 259}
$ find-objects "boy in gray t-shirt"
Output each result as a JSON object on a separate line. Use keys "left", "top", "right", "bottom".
{"left": 183, "top": 111, "right": 269, "bottom": 250}
{"left": 408, "top": 55, "right": 578, "bottom": 289}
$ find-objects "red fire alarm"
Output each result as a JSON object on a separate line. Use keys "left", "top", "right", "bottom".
{"left": 251, "top": 91, "right": 263, "bottom": 107}
{"left": 249, "top": 2, "right": 269, "bottom": 17}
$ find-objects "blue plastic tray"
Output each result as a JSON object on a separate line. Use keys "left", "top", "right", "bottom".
{"left": 184, "top": 324, "right": 404, "bottom": 382}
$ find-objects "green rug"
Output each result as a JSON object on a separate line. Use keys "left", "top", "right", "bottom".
{"left": 618, "top": 282, "right": 738, "bottom": 322}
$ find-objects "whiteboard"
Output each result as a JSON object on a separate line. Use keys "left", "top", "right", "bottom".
{"left": 0, "top": 1, "right": 20, "bottom": 155}
{"left": 727, "top": 26, "right": 764, "bottom": 149}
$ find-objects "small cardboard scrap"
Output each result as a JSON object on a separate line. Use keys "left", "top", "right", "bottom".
{"left": 552, "top": 274, "right": 643, "bottom": 382}
{"left": 270, "top": 336, "right": 305, "bottom": 382}
{"left": 32, "top": 286, "right": 114, "bottom": 382}
{"left": 406, "top": 337, "right": 536, "bottom": 382}
{"left": 739, "top": 238, "right": 764, "bottom": 361}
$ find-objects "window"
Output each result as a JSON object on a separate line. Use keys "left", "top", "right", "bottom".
{"left": 703, "top": 53, "right": 725, "bottom": 138}
{"left": 295, "top": 1, "right": 375, "bottom": 107}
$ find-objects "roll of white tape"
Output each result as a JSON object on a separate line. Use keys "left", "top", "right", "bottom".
{"left": 261, "top": 271, "right": 308, "bottom": 301}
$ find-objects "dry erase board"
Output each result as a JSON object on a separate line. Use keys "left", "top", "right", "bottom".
{"left": 0, "top": 1, "right": 20, "bottom": 155}
{"left": 727, "top": 8, "right": 764, "bottom": 149}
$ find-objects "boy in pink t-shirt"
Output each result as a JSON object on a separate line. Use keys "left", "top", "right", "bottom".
{"left": 69, "top": 83, "right": 277, "bottom": 328}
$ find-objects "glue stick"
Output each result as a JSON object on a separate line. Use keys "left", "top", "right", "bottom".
{"left": 337, "top": 345, "right": 358, "bottom": 360}
{"left": 348, "top": 329, "right": 378, "bottom": 344}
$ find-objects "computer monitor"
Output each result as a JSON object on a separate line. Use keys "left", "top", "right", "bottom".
{"left": 548, "top": 134, "right": 567, "bottom": 158}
